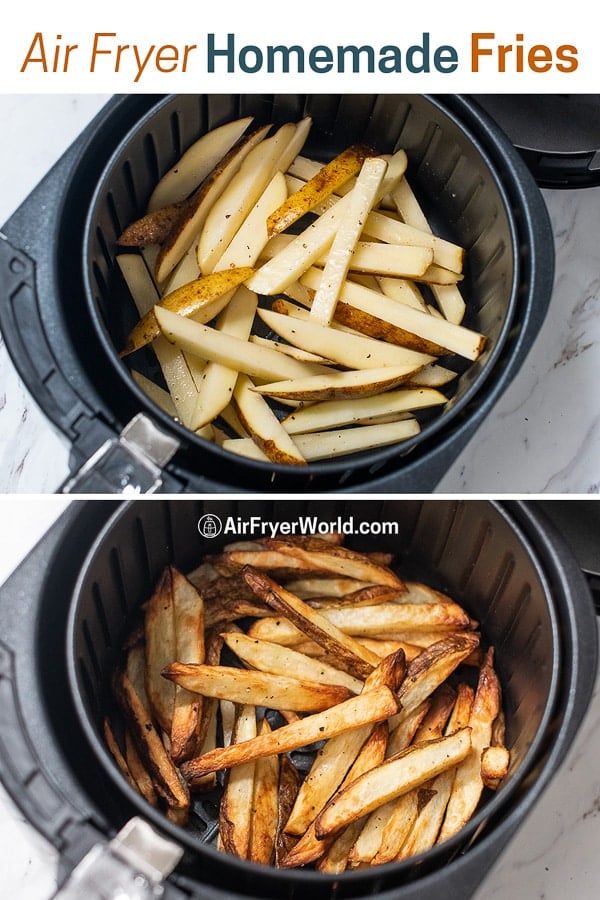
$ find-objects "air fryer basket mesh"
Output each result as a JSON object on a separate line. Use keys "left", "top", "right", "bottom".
{"left": 66, "top": 499, "right": 560, "bottom": 899}
{"left": 83, "top": 95, "right": 519, "bottom": 491}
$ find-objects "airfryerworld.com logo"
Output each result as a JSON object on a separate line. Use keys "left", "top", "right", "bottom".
{"left": 197, "top": 514, "right": 399, "bottom": 539}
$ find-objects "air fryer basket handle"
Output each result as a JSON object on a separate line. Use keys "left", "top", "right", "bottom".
{"left": 50, "top": 817, "right": 183, "bottom": 900}
{"left": 0, "top": 235, "right": 93, "bottom": 435}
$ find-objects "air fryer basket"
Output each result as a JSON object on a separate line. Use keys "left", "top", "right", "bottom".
{"left": 0, "top": 94, "right": 554, "bottom": 493}
{"left": 47, "top": 498, "right": 593, "bottom": 900}
{"left": 84, "top": 94, "right": 529, "bottom": 492}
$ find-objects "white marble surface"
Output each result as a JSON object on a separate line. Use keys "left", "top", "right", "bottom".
{"left": 0, "top": 497, "right": 599, "bottom": 899}
{"left": 0, "top": 94, "right": 598, "bottom": 494}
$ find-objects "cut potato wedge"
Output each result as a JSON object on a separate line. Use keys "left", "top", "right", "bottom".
{"left": 148, "top": 116, "right": 254, "bottom": 211}
{"left": 310, "top": 156, "right": 388, "bottom": 326}
{"left": 155, "top": 124, "right": 271, "bottom": 284}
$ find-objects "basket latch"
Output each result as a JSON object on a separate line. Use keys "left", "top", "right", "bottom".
{"left": 51, "top": 816, "right": 183, "bottom": 899}
{"left": 61, "top": 413, "right": 180, "bottom": 494}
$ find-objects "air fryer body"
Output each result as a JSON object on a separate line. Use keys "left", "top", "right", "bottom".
{"left": 0, "top": 500, "right": 595, "bottom": 900}
{"left": 0, "top": 95, "right": 554, "bottom": 493}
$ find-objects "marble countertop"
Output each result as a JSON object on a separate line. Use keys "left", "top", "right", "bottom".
{"left": 0, "top": 94, "right": 599, "bottom": 494}
{"left": 0, "top": 497, "right": 599, "bottom": 899}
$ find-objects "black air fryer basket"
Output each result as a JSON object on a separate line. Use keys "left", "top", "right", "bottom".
{"left": 0, "top": 499, "right": 596, "bottom": 899}
{"left": 0, "top": 94, "right": 555, "bottom": 493}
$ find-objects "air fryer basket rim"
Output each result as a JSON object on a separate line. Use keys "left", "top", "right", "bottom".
{"left": 63, "top": 497, "right": 572, "bottom": 897}
{"left": 81, "top": 93, "right": 527, "bottom": 485}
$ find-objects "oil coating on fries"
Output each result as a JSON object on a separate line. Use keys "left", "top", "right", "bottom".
{"left": 104, "top": 530, "right": 510, "bottom": 872}
{"left": 114, "top": 112, "right": 487, "bottom": 467}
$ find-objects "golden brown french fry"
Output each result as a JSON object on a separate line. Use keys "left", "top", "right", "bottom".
{"left": 114, "top": 643, "right": 190, "bottom": 825}
{"left": 103, "top": 718, "right": 138, "bottom": 792}
{"left": 283, "top": 721, "right": 389, "bottom": 870}
{"left": 125, "top": 730, "right": 159, "bottom": 807}
{"left": 180, "top": 685, "right": 398, "bottom": 784}
{"left": 219, "top": 704, "right": 257, "bottom": 857}
{"left": 284, "top": 576, "right": 377, "bottom": 598}
{"left": 247, "top": 719, "right": 280, "bottom": 865}
{"left": 395, "top": 682, "right": 475, "bottom": 860}
{"left": 162, "top": 662, "right": 354, "bottom": 712}
{"left": 305, "top": 584, "right": 405, "bottom": 609}
{"left": 280, "top": 650, "right": 404, "bottom": 839}
{"left": 144, "top": 567, "right": 176, "bottom": 735}
{"left": 242, "top": 567, "right": 381, "bottom": 679}
{"left": 438, "top": 648, "right": 502, "bottom": 843}
{"left": 275, "top": 756, "right": 302, "bottom": 865}
{"left": 368, "top": 791, "right": 420, "bottom": 865}
{"left": 255, "top": 538, "right": 405, "bottom": 589}
{"left": 221, "top": 632, "right": 363, "bottom": 694}
{"left": 395, "top": 633, "right": 481, "bottom": 718}
{"left": 315, "top": 728, "right": 472, "bottom": 840}
{"left": 481, "top": 745, "right": 510, "bottom": 789}
{"left": 170, "top": 568, "right": 206, "bottom": 764}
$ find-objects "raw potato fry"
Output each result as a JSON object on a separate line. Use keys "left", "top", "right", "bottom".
{"left": 118, "top": 200, "right": 190, "bottom": 247}
{"left": 310, "top": 156, "right": 388, "bottom": 325}
{"left": 255, "top": 366, "right": 427, "bottom": 403}
{"left": 119, "top": 266, "right": 255, "bottom": 357}
{"left": 156, "top": 124, "right": 271, "bottom": 284}
{"left": 179, "top": 685, "right": 398, "bottom": 783}
{"left": 154, "top": 305, "right": 327, "bottom": 383}
{"left": 131, "top": 370, "right": 178, "bottom": 417}
{"left": 188, "top": 286, "right": 258, "bottom": 431}
{"left": 233, "top": 374, "right": 307, "bottom": 466}
{"left": 280, "top": 388, "right": 446, "bottom": 434}
{"left": 219, "top": 704, "right": 257, "bottom": 857}
{"left": 257, "top": 307, "right": 436, "bottom": 370}
{"left": 391, "top": 176, "right": 466, "bottom": 324}
{"left": 198, "top": 122, "right": 300, "bottom": 275}
{"left": 301, "top": 268, "right": 485, "bottom": 361}
{"left": 116, "top": 254, "right": 203, "bottom": 427}
{"left": 267, "top": 144, "right": 375, "bottom": 237}
{"left": 314, "top": 728, "right": 472, "bottom": 839}
{"left": 116, "top": 115, "right": 491, "bottom": 472}
{"left": 148, "top": 116, "right": 255, "bottom": 211}
{"left": 223, "top": 419, "right": 421, "bottom": 462}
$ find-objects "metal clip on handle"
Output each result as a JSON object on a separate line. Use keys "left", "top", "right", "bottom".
{"left": 60, "top": 414, "right": 180, "bottom": 494}
{"left": 51, "top": 817, "right": 183, "bottom": 900}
